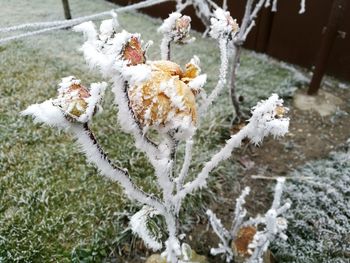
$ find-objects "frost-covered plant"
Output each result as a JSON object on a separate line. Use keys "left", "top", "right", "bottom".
{"left": 158, "top": 12, "right": 194, "bottom": 60}
{"left": 22, "top": 10, "right": 289, "bottom": 263}
{"left": 174, "top": 0, "right": 306, "bottom": 123}
{"left": 207, "top": 178, "right": 290, "bottom": 263}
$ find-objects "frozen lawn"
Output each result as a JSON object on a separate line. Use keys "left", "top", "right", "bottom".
{"left": 272, "top": 142, "right": 350, "bottom": 262}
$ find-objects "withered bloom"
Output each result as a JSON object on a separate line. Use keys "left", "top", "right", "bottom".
{"left": 123, "top": 36, "right": 146, "bottom": 66}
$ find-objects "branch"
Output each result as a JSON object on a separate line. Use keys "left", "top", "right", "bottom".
{"left": 70, "top": 123, "right": 166, "bottom": 212}
{"left": 176, "top": 125, "right": 248, "bottom": 201}
{"left": 200, "top": 38, "right": 228, "bottom": 113}
{"left": 176, "top": 139, "right": 193, "bottom": 192}
{"left": 231, "top": 186, "right": 250, "bottom": 239}
{"left": 176, "top": 94, "right": 289, "bottom": 203}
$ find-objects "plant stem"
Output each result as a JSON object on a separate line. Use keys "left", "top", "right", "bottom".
{"left": 230, "top": 43, "right": 244, "bottom": 122}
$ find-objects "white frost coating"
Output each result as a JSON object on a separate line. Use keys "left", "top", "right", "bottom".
{"left": 231, "top": 186, "right": 250, "bottom": 238}
{"left": 111, "top": 76, "right": 163, "bottom": 159}
{"left": 200, "top": 38, "right": 228, "bottom": 113}
{"left": 247, "top": 179, "right": 290, "bottom": 263}
{"left": 176, "top": 139, "right": 193, "bottom": 193}
{"left": 70, "top": 125, "right": 165, "bottom": 213}
{"left": 130, "top": 206, "right": 163, "bottom": 251}
{"left": 206, "top": 210, "right": 233, "bottom": 262}
{"left": 121, "top": 64, "right": 152, "bottom": 86}
{"left": 21, "top": 100, "right": 70, "bottom": 129}
{"left": 162, "top": 236, "right": 181, "bottom": 263}
{"left": 299, "top": 0, "right": 306, "bottom": 14}
{"left": 246, "top": 94, "right": 289, "bottom": 144}
{"left": 85, "top": 82, "right": 107, "bottom": 118}
{"left": 188, "top": 74, "right": 207, "bottom": 91}
{"left": 271, "top": 0, "right": 278, "bottom": 12}
{"left": 158, "top": 12, "right": 182, "bottom": 35}
{"left": 209, "top": 8, "right": 239, "bottom": 40}
{"left": 271, "top": 177, "right": 285, "bottom": 209}
{"left": 75, "top": 18, "right": 142, "bottom": 78}
{"left": 58, "top": 76, "right": 81, "bottom": 91}
{"left": 73, "top": 21, "right": 97, "bottom": 42}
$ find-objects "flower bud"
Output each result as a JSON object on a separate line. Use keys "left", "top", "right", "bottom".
{"left": 53, "top": 76, "right": 106, "bottom": 123}
{"left": 123, "top": 36, "right": 146, "bottom": 66}
{"left": 174, "top": 15, "right": 191, "bottom": 42}
{"left": 210, "top": 8, "right": 239, "bottom": 39}
{"left": 231, "top": 226, "right": 257, "bottom": 258}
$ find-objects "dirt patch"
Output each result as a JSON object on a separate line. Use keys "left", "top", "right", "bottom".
{"left": 294, "top": 89, "right": 344, "bottom": 116}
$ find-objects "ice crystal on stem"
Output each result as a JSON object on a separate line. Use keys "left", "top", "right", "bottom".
{"left": 207, "top": 178, "right": 290, "bottom": 263}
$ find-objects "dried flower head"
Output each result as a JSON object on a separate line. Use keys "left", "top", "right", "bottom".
{"left": 123, "top": 36, "right": 146, "bottom": 66}
{"left": 174, "top": 15, "right": 191, "bottom": 42}
{"left": 210, "top": 8, "right": 239, "bottom": 39}
{"left": 53, "top": 76, "right": 106, "bottom": 123}
{"left": 275, "top": 105, "right": 287, "bottom": 119}
{"left": 128, "top": 59, "right": 206, "bottom": 139}
{"left": 158, "top": 13, "right": 193, "bottom": 44}
{"left": 232, "top": 226, "right": 257, "bottom": 257}
{"left": 22, "top": 77, "right": 106, "bottom": 128}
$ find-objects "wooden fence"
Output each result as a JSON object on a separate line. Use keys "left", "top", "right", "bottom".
{"left": 109, "top": 0, "right": 350, "bottom": 82}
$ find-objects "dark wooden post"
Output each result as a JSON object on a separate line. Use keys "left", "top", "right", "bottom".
{"left": 308, "top": 0, "right": 347, "bottom": 95}
{"left": 61, "top": 0, "right": 72, "bottom": 20}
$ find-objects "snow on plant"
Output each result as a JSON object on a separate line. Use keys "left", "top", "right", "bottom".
{"left": 22, "top": 76, "right": 106, "bottom": 127}
{"left": 207, "top": 178, "right": 290, "bottom": 263}
{"left": 22, "top": 10, "right": 289, "bottom": 263}
{"left": 158, "top": 12, "right": 194, "bottom": 60}
{"left": 172, "top": 0, "right": 306, "bottom": 122}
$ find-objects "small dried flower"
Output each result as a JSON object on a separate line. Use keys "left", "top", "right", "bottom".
{"left": 210, "top": 8, "right": 240, "bottom": 39}
{"left": 123, "top": 36, "right": 146, "bottom": 66}
{"left": 231, "top": 226, "right": 257, "bottom": 257}
{"left": 158, "top": 13, "right": 193, "bottom": 44}
{"left": 275, "top": 105, "right": 287, "bottom": 119}
{"left": 53, "top": 76, "right": 106, "bottom": 123}
{"left": 174, "top": 15, "right": 192, "bottom": 42}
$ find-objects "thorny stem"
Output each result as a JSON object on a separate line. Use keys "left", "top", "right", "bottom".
{"left": 200, "top": 37, "right": 229, "bottom": 114}
{"left": 167, "top": 41, "right": 171, "bottom": 60}
{"left": 230, "top": 44, "right": 244, "bottom": 122}
{"left": 176, "top": 139, "right": 193, "bottom": 193}
{"left": 73, "top": 123, "right": 166, "bottom": 212}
